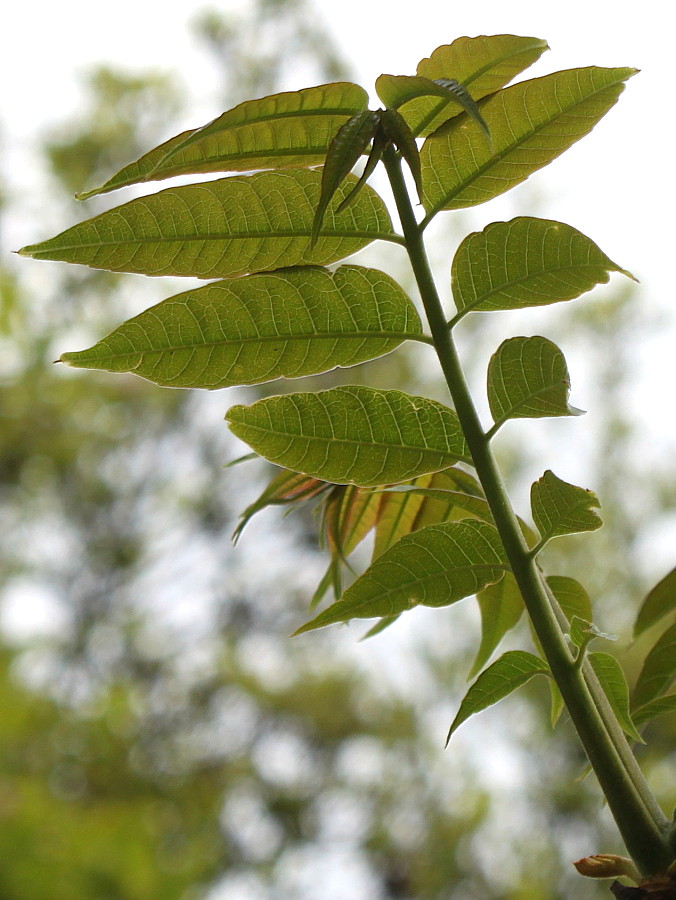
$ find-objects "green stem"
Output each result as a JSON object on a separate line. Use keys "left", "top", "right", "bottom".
{"left": 382, "top": 146, "right": 672, "bottom": 876}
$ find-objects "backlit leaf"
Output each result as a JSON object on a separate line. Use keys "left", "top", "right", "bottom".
{"left": 421, "top": 67, "right": 637, "bottom": 218}
{"left": 487, "top": 336, "right": 583, "bottom": 429}
{"left": 396, "top": 35, "right": 549, "bottom": 136}
{"left": 20, "top": 169, "right": 394, "bottom": 279}
{"left": 569, "top": 617, "right": 616, "bottom": 650}
{"left": 531, "top": 470, "right": 602, "bottom": 548}
{"left": 632, "top": 622, "right": 676, "bottom": 708}
{"left": 469, "top": 573, "right": 524, "bottom": 679}
{"left": 59, "top": 265, "right": 423, "bottom": 388}
{"left": 226, "top": 386, "right": 469, "bottom": 487}
{"left": 451, "top": 218, "right": 632, "bottom": 317}
{"left": 634, "top": 567, "right": 676, "bottom": 637}
{"left": 546, "top": 575, "right": 593, "bottom": 623}
{"left": 447, "top": 650, "right": 549, "bottom": 741}
{"left": 631, "top": 693, "right": 676, "bottom": 728}
{"left": 294, "top": 519, "right": 508, "bottom": 634}
{"left": 233, "top": 469, "right": 327, "bottom": 543}
{"left": 589, "top": 652, "right": 643, "bottom": 743}
{"left": 76, "top": 82, "right": 369, "bottom": 199}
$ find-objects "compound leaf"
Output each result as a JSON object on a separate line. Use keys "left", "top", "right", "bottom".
{"left": 487, "top": 336, "right": 583, "bottom": 429}
{"left": 469, "top": 573, "right": 524, "bottom": 679}
{"left": 59, "top": 265, "right": 423, "bottom": 388}
{"left": 226, "top": 386, "right": 469, "bottom": 488}
{"left": 590, "top": 652, "right": 643, "bottom": 743}
{"left": 20, "top": 169, "right": 394, "bottom": 279}
{"left": 452, "top": 218, "right": 632, "bottom": 317}
{"left": 397, "top": 35, "right": 549, "bottom": 136}
{"left": 422, "top": 67, "right": 637, "bottom": 218}
{"left": 632, "top": 622, "right": 676, "bottom": 708}
{"left": 531, "top": 470, "right": 602, "bottom": 548}
{"left": 447, "top": 650, "right": 549, "bottom": 741}
{"left": 294, "top": 519, "right": 508, "bottom": 634}
{"left": 76, "top": 82, "right": 369, "bottom": 199}
{"left": 634, "top": 567, "right": 676, "bottom": 637}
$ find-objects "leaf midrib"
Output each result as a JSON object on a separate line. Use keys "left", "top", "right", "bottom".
{"left": 69, "top": 329, "right": 425, "bottom": 362}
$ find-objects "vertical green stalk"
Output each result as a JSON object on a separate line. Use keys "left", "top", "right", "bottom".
{"left": 382, "top": 146, "right": 672, "bottom": 876}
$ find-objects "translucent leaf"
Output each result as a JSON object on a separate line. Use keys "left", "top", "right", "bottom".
{"left": 59, "top": 265, "right": 423, "bottom": 389}
{"left": 371, "top": 472, "right": 435, "bottom": 560}
{"left": 589, "top": 652, "right": 644, "bottom": 743}
{"left": 632, "top": 622, "right": 676, "bottom": 708}
{"left": 294, "top": 519, "right": 508, "bottom": 634}
{"left": 447, "top": 650, "right": 549, "bottom": 741}
{"left": 469, "top": 573, "right": 524, "bottom": 679}
{"left": 451, "top": 217, "right": 632, "bottom": 317}
{"left": 76, "top": 82, "right": 369, "bottom": 199}
{"left": 401, "top": 35, "right": 549, "bottom": 136}
{"left": 546, "top": 575, "right": 593, "bottom": 623}
{"left": 531, "top": 470, "right": 602, "bottom": 548}
{"left": 323, "top": 483, "right": 381, "bottom": 558}
{"left": 634, "top": 567, "right": 676, "bottom": 637}
{"left": 233, "top": 469, "right": 327, "bottom": 543}
{"left": 631, "top": 693, "right": 676, "bottom": 728}
{"left": 311, "top": 110, "right": 381, "bottom": 246}
{"left": 19, "top": 169, "right": 394, "bottom": 279}
{"left": 421, "top": 67, "right": 637, "bottom": 217}
{"left": 226, "top": 386, "right": 469, "bottom": 488}
{"left": 487, "top": 336, "right": 583, "bottom": 429}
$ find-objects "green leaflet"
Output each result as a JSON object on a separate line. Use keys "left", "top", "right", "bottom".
{"left": 226, "top": 386, "right": 469, "bottom": 488}
{"left": 397, "top": 34, "right": 549, "bottom": 136}
{"left": 19, "top": 170, "right": 395, "bottom": 279}
{"left": 294, "top": 519, "right": 508, "bottom": 634}
{"left": 447, "top": 650, "right": 549, "bottom": 742}
{"left": 487, "top": 336, "right": 584, "bottom": 430}
{"left": 421, "top": 67, "right": 637, "bottom": 219}
{"left": 632, "top": 621, "right": 676, "bottom": 708}
{"left": 546, "top": 576, "right": 593, "bottom": 624}
{"left": 233, "top": 469, "right": 328, "bottom": 544}
{"left": 76, "top": 82, "right": 369, "bottom": 199}
{"left": 469, "top": 573, "right": 524, "bottom": 680}
{"left": 634, "top": 567, "right": 676, "bottom": 637}
{"left": 59, "top": 265, "right": 423, "bottom": 389}
{"left": 531, "top": 470, "right": 602, "bottom": 549}
{"left": 632, "top": 693, "right": 676, "bottom": 728}
{"left": 589, "top": 652, "right": 643, "bottom": 743}
{"left": 451, "top": 218, "right": 632, "bottom": 318}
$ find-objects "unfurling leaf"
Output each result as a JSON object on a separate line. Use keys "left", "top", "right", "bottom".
{"left": 294, "top": 519, "right": 508, "bottom": 634}
{"left": 447, "top": 650, "right": 549, "bottom": 742}
{"left": 632, "top": 622, "right": 676, "bottom": 708}
{"left": 76, "top": 82, "right": 369, "bottom": 199}
{"left": 402, "top": 34, "right": 549, "bottom": 136}
{"left": 634, "top": 567, "right": 676, "bottom": 637}
{"left": 469, "top": 573, "right": 524, "bottom": 679}
{"left": 226, "top": 386, "right": 469, "bottom": 487}
{"left": 531, "top": 470, "right": 602, "bottom": 549}
{"left": 379, "top": 108, "right": 423, "bottom": 200}
{"left": 487, "top": 336, "right": 583, "bottom": 430}
{"left": 59, "top": 265, "right": 423, "bottom": 388}
{"left": 310, "top": 110, "right": 381, "bottom": 246}
{"left": 590, "top": 652, "right": 644, "bottom": 743}
{"left": 422, "top": 67, "right": 637, "bottom": 218}
{"left": 233, "top": 469, "right": 327, "bottom": 543}
{"left": 569, "top": 616, "right": 616, "bottom": 650}
{"left": 451, "top": 218, "right": 632, "bottom": 318}
{"left": 21, "top": 170, "right": 394, "bottom": 279}
{"left": 573, "top": 855, "right": 640, "bottom": 882}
